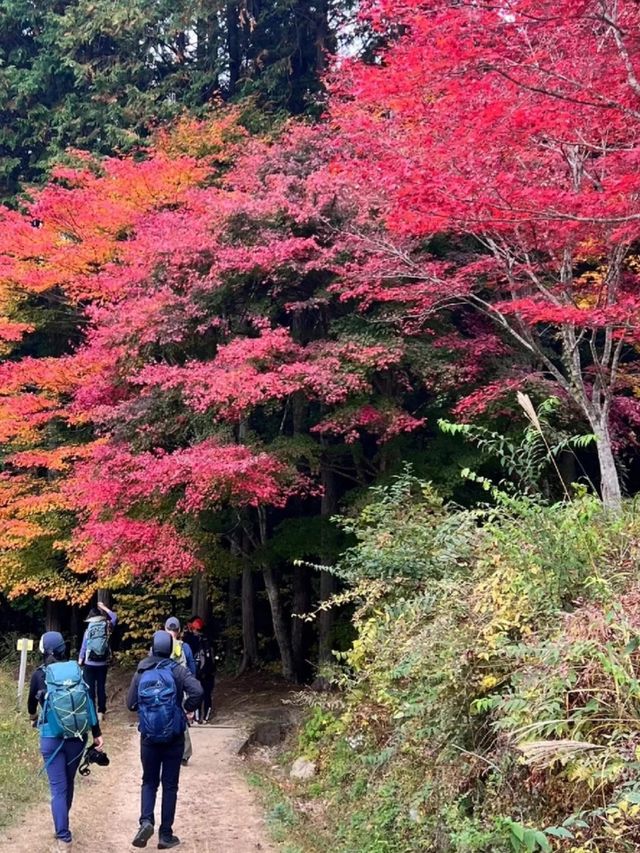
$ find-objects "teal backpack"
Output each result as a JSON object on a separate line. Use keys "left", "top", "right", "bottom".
{"left": 86, "top": 620, "right": 110, "bottom": 662}
{"left": 40, "top": 661, "right": 97, "bottom": 740}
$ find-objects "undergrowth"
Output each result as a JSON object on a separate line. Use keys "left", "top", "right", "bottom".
{"left": 269, "top": 470, "right": 640, "bottom": 852}
{"left": 0, "top": 659, "right": 46, "bottom": 828}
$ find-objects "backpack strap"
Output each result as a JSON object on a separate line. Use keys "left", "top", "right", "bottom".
{"left": 39, "top": 740, "right": 64, "bottom": 776}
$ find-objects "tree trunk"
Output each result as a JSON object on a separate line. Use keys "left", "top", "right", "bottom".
{"left": 292, "top": 563, "right": 311, "bottom": 680}
{"left": 238, "top": 564, "right": 258, "bottom": 674}
{"left": 96, "top": 589, "right": 112, "bottom": 608}
{"left": 257, "top": 507, "right": 296, "bottom": 681}
{"left": 225, "top": 574, "right": 240, "bottom": 663}
{"left": 226, "top": 3, "right": 241, "bottom": 95}
{"left": 318, "top": 463, "right": 337, "bottom": 665}
{"left": 263, "top": 564, "right": 296, "bottom": 681}
{"left": 197, "top": 13, "right": 220, "bottom": 96}
{"left": 45, "top": 599, "right": 67, "bottom": 632}
{"left": 191, "top": 571, "right": 209, "bottom": 621}
{"left": 69, "top": 605, "right": 81, "bottom": 656}
{"left": 313, "top": 0, "right": 331, "bottom": 74}
{"left": 591, "top": 414, "right": 623, "bottom": 511}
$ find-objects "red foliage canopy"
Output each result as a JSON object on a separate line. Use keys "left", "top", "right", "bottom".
{"left": 329, "top": 0, "right": 640, "bottom": 507}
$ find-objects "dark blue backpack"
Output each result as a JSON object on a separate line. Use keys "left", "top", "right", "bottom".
{"left": 137, "top": 660, "right": 185, "bottom": 743}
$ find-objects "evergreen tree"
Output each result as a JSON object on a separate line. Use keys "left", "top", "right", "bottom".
{"left": 0, "top": 0, "right": 342, "bottom": 196}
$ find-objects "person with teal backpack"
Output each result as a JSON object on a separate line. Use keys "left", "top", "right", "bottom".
{"left": 78, "top": 600, "right": 117, "bottom": 721}
{"left": 28, "top": 631, "right": 104, "bottom": 849}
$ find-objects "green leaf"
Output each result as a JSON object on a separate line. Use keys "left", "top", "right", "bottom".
{"left": 545, "top": 826, "right": 574, "bottom": 839}
{"left": 533, "top": 831, "right": 551, "bottom": 852}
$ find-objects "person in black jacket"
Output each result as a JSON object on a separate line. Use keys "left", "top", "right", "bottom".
{"left": 127, "top": 630, "right": 203, "bottom": 850}
{"left": 183, "top": 616, "right": 216, "bottom": 723}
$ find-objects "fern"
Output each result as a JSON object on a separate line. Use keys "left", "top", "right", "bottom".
{"left": 439, "top": 397, "right": 595, "bottom": 498}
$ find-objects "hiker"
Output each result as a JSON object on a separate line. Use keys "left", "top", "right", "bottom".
{"left": 165, "top": 616, "right": 196, "bottom": 675}
{"left": 164, "top": 616, "right": 196, "bottom": 764}
{"left": 78, "top": 600, "right": 117, "bottom": 721}
{"left": 183, "top": 616, "right": 216, "bottom": 723}
{"left": 28, "top": 631, "right": 104, "bottom": 849}
{"left": 127, "top": 630, "right": 203, "bottom": 850}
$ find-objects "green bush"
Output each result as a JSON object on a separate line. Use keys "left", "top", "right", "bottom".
{"left": 0, "top": 662, "right": 46, "bottom": 827}
{"left": 275, "top": 473, "right": 640, "bottom": 852}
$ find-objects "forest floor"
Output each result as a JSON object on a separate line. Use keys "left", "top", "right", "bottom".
{"left": 0, "top": 671, "right": 294, "bottom": 853}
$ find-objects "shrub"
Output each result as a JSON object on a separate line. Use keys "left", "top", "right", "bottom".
{"left": 281, "top": 473, "right": 640, "bottom": 852}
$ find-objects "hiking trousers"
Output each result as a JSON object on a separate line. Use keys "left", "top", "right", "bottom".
{"left": 83, "top": 664, "right": 108, "bottom": 713}
{"left": 41, "top": 736, "right": 86, "bottom": 842}
{"left": 140, "top": 735, "right": 184, "bottom": 838}
{"left": 183, "top": 725, "right": 193, "bottom": 763}
{"left": 200, "top": 674, "right": 215, "bottom": 719}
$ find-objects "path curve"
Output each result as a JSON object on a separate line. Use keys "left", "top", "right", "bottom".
{"left": 1, "top": 702, "right": 276, "bottom": 853}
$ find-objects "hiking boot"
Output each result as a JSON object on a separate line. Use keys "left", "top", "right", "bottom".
{"left": 158, "top": 835, "right": 180, "bottom": 849}
{"left": 132, "top": 821, "right": 154, "bottom": 848}
{"left": 181, "top": 758, "right": 189, "bottom": 766}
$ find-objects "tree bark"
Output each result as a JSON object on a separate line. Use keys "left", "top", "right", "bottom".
{"left": 318, "top": 462, "right": 337, "bottom": 665}
{"left": 590, "top": 414, "right": 622, "bottom": 511}
{"left": 191, "top": 570, "right": 209, "bottom": 621}
{"left": 45, "top": 599, "right": 67, "bottom": 632}
{"left": 225, "top": 574, "right": 240, "bottom": 663}
{"left": 258, "top": 507, "right": 296, "bottom": 681}
{"left": 96, "top": 589, "right": 112, "bottom": 608}
{"left": 263, "top": 564, "right": 296, "bottom": 681}
{"left": 292, "top": 562, "right": 311, "bottom": 680}
{"left": 238, "top": 564, "right": 258, "bottom": 674}
{"left": 226, "top": 3, "right": 241, "bottom": 95}
{"left": 69, "top": 605, "right": 81, "bottom": 656}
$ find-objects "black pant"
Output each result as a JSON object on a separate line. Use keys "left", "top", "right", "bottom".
{"left": 83, "top": 665, "right": 108, "bottom": 713}
{"left": 201, "top": 675, "right": 215, "bottom": 717}
{"left": 140, "top": 736, "right": 184, "bottom": 838}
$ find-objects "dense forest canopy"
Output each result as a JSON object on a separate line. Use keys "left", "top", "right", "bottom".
{"left": 6, "top": 3, "right": 640, "bottom": 849}
{"left": 1, "top": 0, "right": 640, "bottom": 682}
{"left": 0, "top": 0, "right": 349, "bottom": 195}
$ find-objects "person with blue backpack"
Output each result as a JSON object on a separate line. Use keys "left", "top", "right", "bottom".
{"left": 28, "top": 631, "right": 104, "bottom": 849}
{"left": 78, "top": 600, "right": 117, "bottom": 721}
{"left": 127, "top": 629, "right": 203, "bottom": 850}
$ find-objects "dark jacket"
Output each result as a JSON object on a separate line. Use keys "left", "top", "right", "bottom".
{"left": 183, "top": 631, "right": 216, "bottom": 679}
{"left": 126, "top": 654, "right": 203, "bottom": 716}
{"left": 27, "top": 658, "right": 102, "bottom": 739}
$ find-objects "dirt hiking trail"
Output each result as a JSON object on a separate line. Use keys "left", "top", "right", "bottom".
{"left": 2, "top": 675, "right": 288, "bottom": 853}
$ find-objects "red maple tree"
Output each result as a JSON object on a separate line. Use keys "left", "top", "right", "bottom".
{"left": 0, "top": 117, "right": 422, "bottom": 677}
{"left": 330, "top": 0, "right": 640, "bottom": 508}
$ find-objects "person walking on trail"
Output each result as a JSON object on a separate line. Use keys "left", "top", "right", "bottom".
{"left": 78, "top": 600, "right": 117, "bottom": 721}
{"left": 183, "top": 617, "right": 216, "bottom": 723}
{"left": 165, "top": 617, "right": 196, "bottom": 675}
{"left": 28, "top": 631, "right": 105, "bottom": 849}
{"left": 127, "top": 630, "right": 203, "bottom": 850}
{"left": 164, "top": 616, "right": 196, "bottom": 765}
